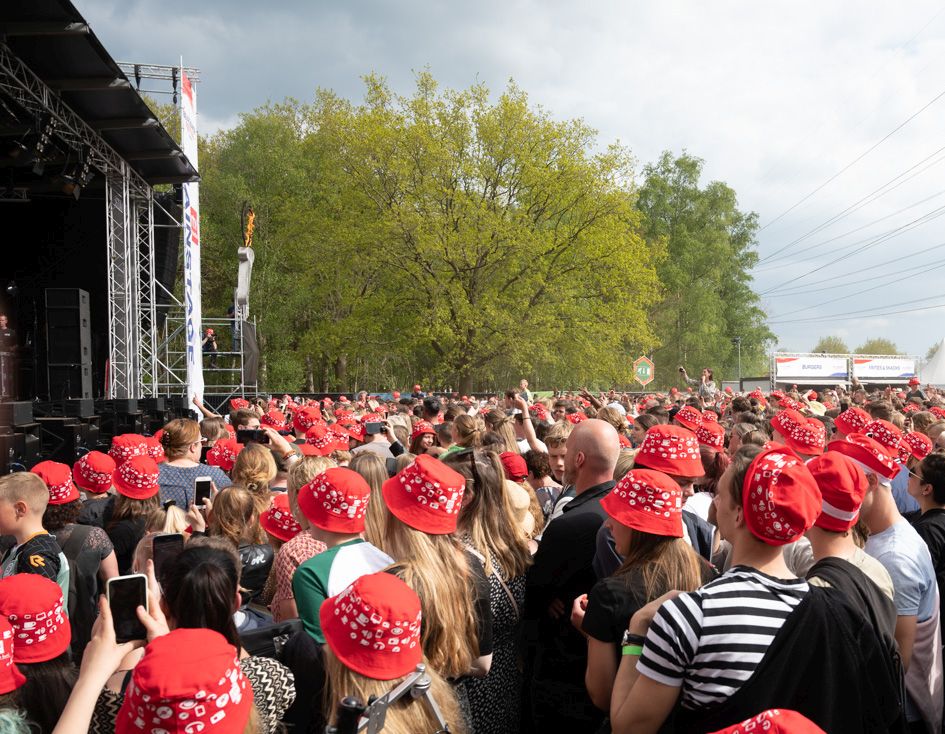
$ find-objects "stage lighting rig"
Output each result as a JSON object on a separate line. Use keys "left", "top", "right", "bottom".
{"left": 32, "top": 114, "right": 55, "bottom": 176}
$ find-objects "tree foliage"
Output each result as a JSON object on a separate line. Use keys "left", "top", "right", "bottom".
{"left": 854, "top": 338, "right": 899, "bottom": 355}
{"left": 198, "top": 76, "right": 769, "bottom": 392}
{"left": 811, "top": 336, "right": 849, "bottom": 354}
{"left": 635, "top": 152, "right": 773, "bottom": 385}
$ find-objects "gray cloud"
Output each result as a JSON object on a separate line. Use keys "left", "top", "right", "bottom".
{"left": 81, "top": 0, "right": 945, "bottom": 360}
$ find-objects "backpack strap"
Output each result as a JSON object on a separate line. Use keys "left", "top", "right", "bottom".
{"left": 60, "top": 523, "right": 93, "bottom": 560}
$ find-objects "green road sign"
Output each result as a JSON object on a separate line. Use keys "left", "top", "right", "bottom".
{"left": 633, "top": 356, "right": 655, "bottom": 387}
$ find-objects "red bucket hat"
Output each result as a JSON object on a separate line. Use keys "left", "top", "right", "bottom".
{"left": 702, "top": 412, "right": 718, "bottom": 424}
{"left": 827, "top": 434, "right": 899, "bottom": 480}
{"left": 230, "top": 397, "right": 250, "bottom": 411}
{"left": 0, "top": 575, "right": 70, "bottom": 663}
{"left": 808, "top": 451, "right": 868, "bottom": 533}
{"left": 931, "top": 406, "right": 945, "bottom": 420}
{"left": 0, "top": 615, "right": 25, "bottom": 694}
{"left": 113, "top": 455, "right": 160, "bottom": 500}
{"left": 500, "top": 452, "right": 528, "bottom": 482}
{"left": 909, "top": 376, "right": 921, "bottom": 387}
{"left": 674, "top": 405, "right": 703, "bottom": 432}
{"left": 634, "top": 425, "right": 705, "bottom": 478}
{"left": 742, "top": 445, "right": 822, "bottom": 546}
{"left": 771, "top": 409, "right": 825, "bottom": 456}
{"left": 601, "top": 469, "right": 683, "bottom": 538}
{"left": 298, "top": 468, "right": 371, "bottom": 533}
{"left": 260, "top": 409, "right": 287, "bottom": 430}
{"left": 30, "top": 460, "right": 79, "bottom": 505}
{"left": 696, "top": 422, "right": 725, "bottom": 452}
{"left": 834, "top": 407, "right": 870, "bottom": 436}
{"left": 72, "top": 451, "right": 116, "bottom": 494}
{"left": 709, "top": 709, "right": 826, "bottom": 734}
{"left": 341, "top": 419, "right": 365, "bottom": 442}
{"left": 566, "top": 412, "right": 587, "bottom": 424}
{"left": 109, "top": 434, "right": 148, "bottom": 466}
{"left": 260, "top": 493, "right": 302, "bottom": 543}
{"left": 410, "top": 420, "right": 436, "bottom": 442}
{"left": 116, "top": 628, "right": 252, "bottom": 734}
{"left": 863, "top": 419, "right": 906, "bottom": 463}
{"left": 303, "top": 424, "right": 338, "bottom": 457}
{"left": 381, "top": 454, "right": 466, "bottom": 534}
{"left": 144, "top": 436, "right": 166, "bottom": 463}
{"left": 903, "top": 431, "right": 933, "bottom": 461}
{"left": 206, "top": 438, "right": 243, "bottom": 472}
{"left": 292, "top": 406, "right": 323, "bottom": 433}
{"left": 320, "top": 572, "right": 422, "bottom": 681}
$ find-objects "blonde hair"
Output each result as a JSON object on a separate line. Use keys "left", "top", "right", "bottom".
{"left": 377, "top": 511, "right": 479, "bottom": 679}
{"left": 287, "top": 456, "right": 334, "bottom": 529}
{"left": 394, "top": 453, "right": 415, "bottom": 473}
{"left": 544, "top": 421, "right": 573, "bottom": 449}
{"left": 614, "top": 450, "right": 636, "bottom": 481}
{"left": 231, "top": 443, "right": 277, "bottom": 535}
{"left": 596, "top": 406, "right": 628, "bottom": 434}
{"left": 144, "top": 505, "right": 190, "bottom": 534}
{"left": 483, "top": 412, "right": 518, "bottom": 454}
{"left": 161, "top": 418, "right": 201, "bottom": 460}
{"left": 0, "top": 473, "right": 48, "bottom": 513}
{"left": 209, "top": 487, "right": 258, "bottom": 548}
{"left": 323, "top": 648, "right": 465, "bottom": 734}
{"left": 443, "top": 450, "right": 531, "bottom": 578}
{"left": 451, "top": 414, "right": 484, "bottom": 449}
{"left": 349, "top": 452, "right": 387, "bottom": 547}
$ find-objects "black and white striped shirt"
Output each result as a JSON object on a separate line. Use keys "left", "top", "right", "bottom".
{"left": 637, "top": 566, "right": 809, "bottom": 710}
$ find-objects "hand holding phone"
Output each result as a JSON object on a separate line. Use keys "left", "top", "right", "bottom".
{"left": 194, "top": 476, "right": 214, "bottom": 507}
{"left": 151, "top": 533, "right": 184, "bottom": 581}
{"left": 107, "top": 574, "right": 149, "bottom": 643}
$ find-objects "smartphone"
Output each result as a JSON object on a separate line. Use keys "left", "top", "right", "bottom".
{"left": 194, "top": 476, "right": 214, "bottom": 507}
{"left": 364, "top": 422, "right": 384, "bottom": 435}
{"left": 151, "top": 533, "right": 184, "bottom": 580}
{"left": 236, "top": 428, "right": 269, "bottom": 445}
{"left": 107, "top": 574, "right": 148, "bottom": 643}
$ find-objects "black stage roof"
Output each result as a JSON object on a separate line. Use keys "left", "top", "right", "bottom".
{"left": 0, "top": 0, "right": 198, "bottom": 186}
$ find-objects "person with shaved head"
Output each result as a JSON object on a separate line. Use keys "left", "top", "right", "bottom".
{"left": 525, "top": 419, "right": 620, "bottom": 731}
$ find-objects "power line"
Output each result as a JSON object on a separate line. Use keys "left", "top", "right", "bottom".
{"left": 764, "top": 246, "right": 945, "bottom": 297}
{"left": 768, "top": 258, "right": 945, "bottom": 319}
{"left": 759, "top": 85, "right": 945, "bottom": 233}
{"left": 755, "top": 188, "right": 945, "bottom": 272}
{"left": 760, "top": 202, "right": 945, "bottom": 295}
{"left": 768, "top": 295, "right": 945, "bottom": 325}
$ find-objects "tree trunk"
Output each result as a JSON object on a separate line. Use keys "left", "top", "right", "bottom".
{"left": 335, "top": 354, "right": 348, "bottom": 390}
{"left": 305, "top": 355, "right": 315, "bottom": 392}
{"left": 457, "top": 371, "right": 473, "bottom": 395}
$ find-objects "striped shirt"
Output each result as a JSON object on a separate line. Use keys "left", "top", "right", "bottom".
{"left": 637, "top": 566, "right": 808, "bottom": 710}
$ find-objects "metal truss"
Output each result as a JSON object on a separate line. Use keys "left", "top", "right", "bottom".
{"left": 0, "top": 42, "right": 158, "bottom": 398}
{"left": 134, "top": 191, "right": 158, "bottom": 396}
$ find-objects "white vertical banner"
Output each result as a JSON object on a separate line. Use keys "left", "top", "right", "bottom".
{"left": 180, "top": 67, "right": 204, "bottom": 408}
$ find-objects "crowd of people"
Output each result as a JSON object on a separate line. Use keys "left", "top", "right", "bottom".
{"left": 0, "top": 376, "right": 944, "bottom": 732}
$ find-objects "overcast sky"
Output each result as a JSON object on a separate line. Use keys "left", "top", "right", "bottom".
{"left": 82, "top": 0, "right": 945, "bottom": 363}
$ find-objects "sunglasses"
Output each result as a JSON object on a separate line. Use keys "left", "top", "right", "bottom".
{"left": 908, "top": 467, "right": 927, "bottom": 483}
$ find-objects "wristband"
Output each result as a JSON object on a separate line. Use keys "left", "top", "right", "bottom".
{"left": 621, "top": 644, "right": 644, "bottom": 657}
{"left": 620, "top": 630, "right": 646, "bottom": 647}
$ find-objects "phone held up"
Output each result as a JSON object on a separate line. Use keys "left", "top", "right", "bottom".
{"left": 194, "top": 476, "right": 213, "bottom": 508}
{"left": 107, "top": 573, "right": 148, "bottom": 643}
{"left": 151, "top": 533, "right": 184, "bottom": 580}
{"left": 236, "top": 428, "right": 270, "bottom": 445}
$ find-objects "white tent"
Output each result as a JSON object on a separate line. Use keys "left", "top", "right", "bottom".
{"left": 920, "top": 339, "right": 945, "bottom": 386}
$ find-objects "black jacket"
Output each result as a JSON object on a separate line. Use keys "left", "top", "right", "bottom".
{"left": 673, "top": 586, "right": 906, "bottom": 734}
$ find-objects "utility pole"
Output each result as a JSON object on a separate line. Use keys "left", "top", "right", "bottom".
{"left": 732, "top": 336, "right": 742, "bottom": 390}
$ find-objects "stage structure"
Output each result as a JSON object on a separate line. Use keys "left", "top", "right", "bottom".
{"left": 0, "top": 0, "right": 199, "bottom": 400}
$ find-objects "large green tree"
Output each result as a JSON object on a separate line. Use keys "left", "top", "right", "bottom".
{"left": 811, "top": 336, "right": 850, "bottom": 354}
{"left": 198, "top": 75, "right": 664, "bottom": 392}
{"left": 635, "top": 151, "right": 773, "bottom": 385}
{"left": 854, "top": 338, "right": 899, "bottom": 355}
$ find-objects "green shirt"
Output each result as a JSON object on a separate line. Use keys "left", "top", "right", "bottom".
{"left": 292, "top": 538, "right": 393, "bottom": 642}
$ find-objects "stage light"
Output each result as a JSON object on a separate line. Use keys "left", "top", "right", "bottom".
{"left": 32, "top": 115, "right": 55, "bottom": 176}
{"left": 5, "top": 282, "right": 17, "bottom": 297}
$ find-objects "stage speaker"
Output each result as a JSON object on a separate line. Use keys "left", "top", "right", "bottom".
{"left": 154, "top": 192, "right": 181, "bottom": 330}
{"left": 46, "top": 289, "right": 93, "bottom": 400}
{"left": 48, "top": 364, "right": 92, "bottom": 400}
{"left": 63, "top": 398, "right": 94, "bottom": 418}
{"left": 0, "top": 402, "right": 33, "bottom": 427}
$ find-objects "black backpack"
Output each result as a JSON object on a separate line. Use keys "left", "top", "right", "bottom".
{"left": 58, "top": 524, "right": 97, "bottom": 662}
